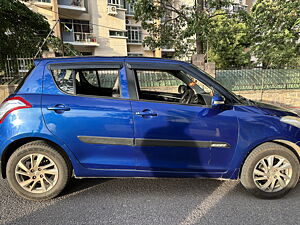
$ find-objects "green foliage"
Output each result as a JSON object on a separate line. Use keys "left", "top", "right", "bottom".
{"left": 133, "top": 0, "right": 251, "bottom": 68}
{"left": 47, "top": 36, "right": 81, "bottom": 57}
{"left": 251, "top": 0, "right": 300, "bottom": 68}
{"left": 0, "top": 0, "right": 51, "bottom": 56}
{"left": 208, "top": 10, "right": 251, "bottom": 68}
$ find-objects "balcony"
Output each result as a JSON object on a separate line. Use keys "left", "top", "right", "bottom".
{"left": 62, "top": 32, "right": 99, "bottom": 46}
{"left": 58, "top": 0, "right": 86, "bottom": 11}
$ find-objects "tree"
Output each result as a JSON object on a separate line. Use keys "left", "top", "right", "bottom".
{"left": 208, "top": 10, "right": 251, "bottom": 68}
{"left": 133, "top": 0, "right": 234, "bottom": 57}
{"left": 0, "top": 0, "right": 51, "bottom": 57}
{"left": 47, "top": 36, "right": 81, "bottom": 57}
{"left": 251, "top": 0, "right": 300, "bottom": 68}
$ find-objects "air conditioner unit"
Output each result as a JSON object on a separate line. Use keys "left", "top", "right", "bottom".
{"left": 107, "top": 5, "right": 118, "bottom": 16}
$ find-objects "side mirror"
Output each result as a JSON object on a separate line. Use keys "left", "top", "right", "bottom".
{"left": 212, "top": 93, "right": 225, "bottom": 106}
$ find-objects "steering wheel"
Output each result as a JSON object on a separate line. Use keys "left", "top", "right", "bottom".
{"left": 180, "top": 88, "right": 194, "bottom": 104}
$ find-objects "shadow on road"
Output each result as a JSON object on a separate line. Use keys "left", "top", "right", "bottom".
{"left": 60, "top": 178, "right": 113, "bottom": 197}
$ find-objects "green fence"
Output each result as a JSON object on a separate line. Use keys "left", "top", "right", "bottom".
{"left": 215, "top": 68, "right": 300, "bottom": 91}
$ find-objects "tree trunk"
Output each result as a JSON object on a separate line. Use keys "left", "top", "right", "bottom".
{"left": 195, "top": 0, "right": 205, "bottom": 54}
{"left": 196, "top": 36, "right": 204, "bottom": 54}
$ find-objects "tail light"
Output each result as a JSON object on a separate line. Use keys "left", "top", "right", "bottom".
{"left": 0, "top": 97, "right": 32, "bottom": 123}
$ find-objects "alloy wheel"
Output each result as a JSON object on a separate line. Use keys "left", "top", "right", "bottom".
{"left": 14, "top": 154, "right": 59, "bottom": 194}
{"left": 253, "top": 155, "right": 292, "bottom": 193}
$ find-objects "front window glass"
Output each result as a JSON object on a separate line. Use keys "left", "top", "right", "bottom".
{"left": 135, "top": 69, "right": 214, "bottom": 105}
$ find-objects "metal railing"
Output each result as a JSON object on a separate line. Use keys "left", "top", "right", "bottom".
{"left": 74, "top": 32, "right": 97, "bottom": 43}
{"left": 0, "top": 56, "right": 34, "bottom": 84}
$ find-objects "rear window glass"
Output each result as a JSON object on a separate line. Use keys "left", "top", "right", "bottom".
{"left": 51, "top": 69, "right": 75, "bottom": 94}
{"left": 51, "top": 68, "right": 120, "bottom": 97}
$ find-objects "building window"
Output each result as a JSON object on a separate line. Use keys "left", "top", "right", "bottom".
{"left": 60, "top": 19, "right": 97, "bottom": 43}
{"left": 125, "top": 0, "right": 135, "bottom": 15}
{"left": 127, "top": 26, "right": 142, "bottom": 44}
{"left": 109, "top": 30, "right": 127, "bottom": 38}
{"left": 108, "top": 0, "right": 125, "bottom": 8}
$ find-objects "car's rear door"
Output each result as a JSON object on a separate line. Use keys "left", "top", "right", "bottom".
{"left": 42, "top": 60, "right": 136, "bottom": 171}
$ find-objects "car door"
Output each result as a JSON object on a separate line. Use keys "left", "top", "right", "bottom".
{"left": 42, "top": 61, "right": 136, "bottom": 170}
{"left": 126, "top": 61, "right": 239, "bottom": 174}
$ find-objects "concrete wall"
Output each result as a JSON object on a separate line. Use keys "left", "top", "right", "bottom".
{"left": 0, "top": 85, "right": 18, "bottom": 102}
{"left": 234, "top": 89, "right": 300, "bottom": 108}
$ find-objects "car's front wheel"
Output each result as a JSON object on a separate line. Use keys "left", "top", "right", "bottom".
{"left": 6, "top": 141, "right": 71, "bottom": 201}
{"left": 241, "top": 142, "right": 300, "bottom": 199}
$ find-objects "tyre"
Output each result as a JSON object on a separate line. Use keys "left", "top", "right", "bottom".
{"left": 241, "top": 142, "right": 300, "bottom": 199}
{"left": 6, "top": 141, "right": 71, "bottom": 201}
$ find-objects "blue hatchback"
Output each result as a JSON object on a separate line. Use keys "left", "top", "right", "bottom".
{"left": 1, "top": 57, "right": 300, "bottom": 200}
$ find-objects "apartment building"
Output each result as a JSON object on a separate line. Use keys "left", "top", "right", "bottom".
{"left": 24, "top": 0, "right": 255, "bottom": 57}
{"left": 24, "top": 0, "right": 158, "bottom": 57}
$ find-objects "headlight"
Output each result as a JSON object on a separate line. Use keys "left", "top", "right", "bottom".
{"left": 280, "top": 116, "right": 300, "bottom": 129}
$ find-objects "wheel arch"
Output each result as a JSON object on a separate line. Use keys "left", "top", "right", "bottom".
{"left": 237, "top": 139, "right": 300, "bottom": 179}
{"left": 1, "top": 137, "right": 73, "bottom": 179}
{"left": 271, "top": 139, "right": 300, "bottom": 162}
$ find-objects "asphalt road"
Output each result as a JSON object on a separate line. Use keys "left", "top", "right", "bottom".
{"left": 1, "top": 176, "right": 300, "bottom": 225}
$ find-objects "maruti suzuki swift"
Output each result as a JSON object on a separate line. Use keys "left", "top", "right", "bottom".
{"left": 1, "top": 57, "right": 300, "bottom": 200}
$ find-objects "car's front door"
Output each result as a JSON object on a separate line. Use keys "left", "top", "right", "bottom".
{"left": 126, "top": 61, "right": 239, "bottom": 175}
{"left": 42, "top": 61, "right": 136, "bottom": 171}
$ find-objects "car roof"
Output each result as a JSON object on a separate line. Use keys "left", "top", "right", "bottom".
{"left": 33, "top": 56, "right": 191, "bottom": 66}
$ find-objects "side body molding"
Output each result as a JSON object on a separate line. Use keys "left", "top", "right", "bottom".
{"left": 77, "top": 136, "right": 231, "bottom": 148}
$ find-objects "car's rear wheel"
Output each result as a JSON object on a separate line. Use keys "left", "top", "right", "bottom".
{"left": 6, "top": 141, "right": 71, "bottom": 201}
{"left": 241, "top": 143, "right": 300, "bottom": 199}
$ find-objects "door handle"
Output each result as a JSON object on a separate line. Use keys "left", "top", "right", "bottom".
{"left": 135, "top": 109, "right": 157, "bottom": 117}
{"left": 47, "top": 104, "right": 70, "bottom": 112}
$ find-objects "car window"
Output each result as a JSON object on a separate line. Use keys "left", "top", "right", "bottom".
{"left": 136, "top": 70, "right": 185, "bottom": 94}
{"left": 51, "top": 69, "right": 75, "bottom": 94}
{"left": 135, "top": 69, "right": 214, "bottom": 105}
{"left": 51, "top": 68, "right": 120, "bottom": 98}
{"left": 81, "top": 70, "right": 99, "bottom": 87}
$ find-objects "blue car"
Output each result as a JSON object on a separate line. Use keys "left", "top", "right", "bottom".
{"left": 0, "top": 57, "right": 300, "bottom": 200}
